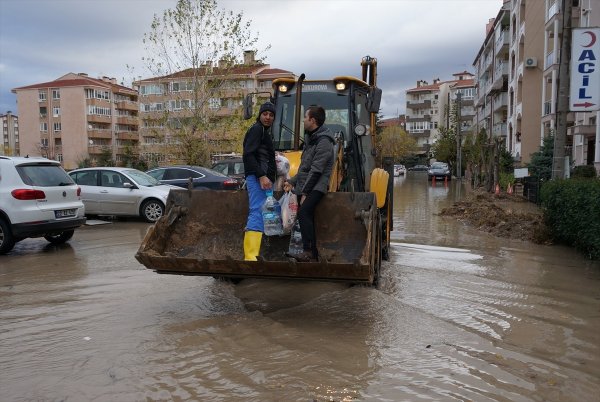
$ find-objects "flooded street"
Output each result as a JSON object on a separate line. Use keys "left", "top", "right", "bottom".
{"left": 1, "top": 172, "right": 600, "bottom": 401}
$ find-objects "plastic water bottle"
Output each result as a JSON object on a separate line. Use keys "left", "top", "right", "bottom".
{"left": 288, "top": 219, "right": 303, "bottom": 255}
{"left": 262, "top": 190, "right": 284, "bottom": 236}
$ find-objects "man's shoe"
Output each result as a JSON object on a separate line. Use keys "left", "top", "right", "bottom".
{"left": 287, "top": 250, "right": 316, "bottom": 262}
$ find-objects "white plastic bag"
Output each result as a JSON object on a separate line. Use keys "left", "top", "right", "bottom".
{"left": 279, "top": 191, "right": 298, "bottom": 234}
{"left": 274, "top": 153, "right": 291, "bottom": 191}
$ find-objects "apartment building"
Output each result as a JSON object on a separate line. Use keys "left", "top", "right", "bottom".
{"left": 473, "top": 0, "right": 544, "bottom": 166}
{"left": 12, "top": 74, "right": 139, "bottom": 169}
{"left": 405, "top": 72, "right": 475, "bottom": 157}
{"left": 135, "top": 50, "right": 295, "bottom": 164}
{"left": 474, "top": 0, "right": 598, "bottom": 171}
{"left": 1, "top": 111, "right": 19, "bottom": 156}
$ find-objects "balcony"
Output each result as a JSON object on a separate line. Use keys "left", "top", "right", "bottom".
{"left": 116, "top": 116, "right": 138, "bottom": 125}
{"left": 88, "top": 114, "right": 112, "bottom": 123}
{"left": 567, "top": 124, "right": 596, "bottom": 136}
{"left": 545, "top": 51, "right": 556, "bottom": 69}
{"left": 494, "top": 30, "right": 509, "bottom": 55}
{"left": 406, "top": 99, "right": 431, "bottom": 109}
{"left": 492, "top": 122, "right": 507, "bottom": 137}
{"left": 116, "top": 131, "right": 140, "bottom": 141}
{"left": 409, "top": 130, "right": 431, "bottom": 138}
{"left": 492, "top": 92, "right": 508, "bottom": 111}
{"left": 492, "top": 62, "right": 508, "bottom": 90}
{"left": 88, "top": 145, "right": 111, "bottom": 155}
{"left": 406, "top": 114, "right": 431, "bottom": 122}
{"left": 546, "top": 2, "right": 559, "bottom": 22}
{"left": 87, "top": 129, "right": 113, "bottom": 139}
{"left": 543, "top": 101, "right": 552, "bottom": 116}
{"left": 116, "top": 100, "right": 138, "bottom": 111}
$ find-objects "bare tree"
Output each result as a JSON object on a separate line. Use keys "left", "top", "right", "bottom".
{"left": 141, "top": 0, "right": 268, "bottom": 166}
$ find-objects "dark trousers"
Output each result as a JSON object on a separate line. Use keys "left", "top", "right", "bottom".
{"left": 298, "top": 190, "right": 324, "bottom": 257}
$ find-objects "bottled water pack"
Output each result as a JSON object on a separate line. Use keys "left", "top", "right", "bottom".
{"left": 262, "top": 190, "right": 284, "bottom": 236}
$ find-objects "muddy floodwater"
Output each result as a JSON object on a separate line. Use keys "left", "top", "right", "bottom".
{"left": 1, "top": 172, "right": 599, "bottom": 401}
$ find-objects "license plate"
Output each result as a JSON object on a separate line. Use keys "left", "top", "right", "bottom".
{"left": 55, "top": 209, "right": 77, "bottom": 218}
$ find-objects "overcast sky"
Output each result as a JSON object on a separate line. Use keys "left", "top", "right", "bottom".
{"left": 0, "top": 0, "right": 503, "bottom": 119}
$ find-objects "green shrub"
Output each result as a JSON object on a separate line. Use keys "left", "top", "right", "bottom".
{"left": 499, "top": 172, "right": 515, "bottom": 190}
{"left": 572, "top": 165, "right": 597, "bottom": 179}
{"left": 540, "top": 179, "right": 600, "bottom": 259}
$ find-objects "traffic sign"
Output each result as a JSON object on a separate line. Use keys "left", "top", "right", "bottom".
{"left": 570, "top": 28, "right": 600, "bottom": 112}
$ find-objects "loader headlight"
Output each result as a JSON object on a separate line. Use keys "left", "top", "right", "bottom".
{"left": 335, "top": 81, "right": 346, "bottom": 91}
{"left": 354, "top": 124, "right": 367, "bottom": 136}
{"left": 278, "top": 84, "right": 289, "bottom": 93}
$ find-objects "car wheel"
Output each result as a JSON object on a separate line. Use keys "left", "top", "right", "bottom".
{"left": 44, "top": 230, "right": 75, "bottom": 244}
{"left": 0, "top": 218, "right": 16, "bottom": 255}
{"left": 141, "top": 199, "right": 165, "bottom": 223}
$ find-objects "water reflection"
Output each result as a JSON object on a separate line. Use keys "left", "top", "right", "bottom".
{"left": 1, "top": 179, "right": 599, "bottom": 401}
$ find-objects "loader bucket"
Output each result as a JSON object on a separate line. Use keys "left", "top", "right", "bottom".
{"left": 135, "top": 188, "right": 380, "bottom": 284}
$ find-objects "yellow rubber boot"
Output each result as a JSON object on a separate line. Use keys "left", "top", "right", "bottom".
{"left": 243, "top": 231, "right": 262, "bottom": 261}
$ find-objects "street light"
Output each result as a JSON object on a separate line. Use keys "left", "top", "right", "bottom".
{"left": 456, "top": 92, "right": 462, "bottom": 180}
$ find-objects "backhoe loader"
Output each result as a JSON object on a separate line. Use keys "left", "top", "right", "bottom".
{"left": 135, "top": 56, "right": 393, "bottom": 285}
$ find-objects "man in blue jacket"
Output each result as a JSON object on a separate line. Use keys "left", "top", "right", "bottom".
{"left": 284, "top": 105, "right": 335, "bottom": 262}
{"left": 242, "top": 101, "right": 277, "bottom": 261}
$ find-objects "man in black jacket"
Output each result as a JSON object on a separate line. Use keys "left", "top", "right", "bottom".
{"left": 242, "top": 101, "right": 277, "bottom": 261}
{"left": 284, "top": 105, "right": 334, "bottom": 262}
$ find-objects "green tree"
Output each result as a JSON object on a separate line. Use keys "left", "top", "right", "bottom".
{"left": 376, "top": 125, "right": 417, "bottom": 164}
{"left": 430, "top": 125, "right": 456, "bottom": 168}
{"left": 97, "top": 147, "right": 114, "bottom": 167}
{"left": 528, "top": 134, "right": 554, "bottom": 181}
{"left": 141, "top": 0, "right": 267, "bottom": 165}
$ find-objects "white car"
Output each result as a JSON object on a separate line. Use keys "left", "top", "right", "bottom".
{"left": 0, "top": 156, "right": 86, "bottom": 254}
{"left": 68, "top": 167, "right": 175, "bottom": 222}
{"left": 394, "top": 164, "right": 406, "bottom": 176}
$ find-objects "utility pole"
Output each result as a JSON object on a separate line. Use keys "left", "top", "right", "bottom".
{"left": 552, "top": 0, "right": 572, "bottom": 179}
{"left": 456, "top": 92, "right": 462, "bottom": 179}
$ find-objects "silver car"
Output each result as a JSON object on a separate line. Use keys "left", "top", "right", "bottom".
{"left": 68, "top": 167, "right": 175, "bottom": 222}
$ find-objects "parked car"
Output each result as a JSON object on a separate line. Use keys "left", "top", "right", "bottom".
{"left": 428, "top": 162, "right": 452, "bottom": 181}
{"left": 146, "top": 165, "right": 240, "bottom": 190}
{"left": 211, "top": 158, "right": 245, "bottom": 186}
{"left": 408, "top": 164, "right": 429, "bottom": 172}
{"left": 68, "top": 167, "right": 174, "bottom": 222}
{"left": 0, "top": 156, "right": 86, "bottom": 254}
{"left": 393, "top": 164, "right": 406, "bottom": 176}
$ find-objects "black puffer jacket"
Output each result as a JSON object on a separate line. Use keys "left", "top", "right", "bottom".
{"left": 290, "top": 125, "right": 335, "bottom": 195}
{"left": 242, "top": 121, "right": 276, "bottom": 183}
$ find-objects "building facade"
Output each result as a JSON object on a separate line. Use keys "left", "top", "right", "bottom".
{"left": 12, "top": 74, "right": 139, "bottom": 169}
{"left": 474, "top": 0, "right": 599, "bottom": 172}
{"left": 405, "top": 73, "right": 475, "bottom": 157}
{"left": 1, "top": 111, "right": 19, "bottom": 156}
{"left": 134, "top": 50, "right": 295, "bottom": 165}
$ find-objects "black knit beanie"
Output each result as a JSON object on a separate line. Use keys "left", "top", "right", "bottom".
{"left": 259, "top": 101, "right": 276, "bottom": 116}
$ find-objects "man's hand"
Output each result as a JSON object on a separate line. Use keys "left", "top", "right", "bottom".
{"left": 259, "top": 176, "right": 272, "bottom": 190}
{"left": 283, "top": 181, "right": 293, "bottom": 193}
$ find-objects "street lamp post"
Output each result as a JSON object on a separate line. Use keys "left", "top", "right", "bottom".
{"left": 456, "top": 92, "right": 462, "bottom": 180}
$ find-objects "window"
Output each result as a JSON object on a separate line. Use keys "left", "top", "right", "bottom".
{"left": 53, "top": 122, "right": 61, "bottom": 132}
{"left": 41, "top": 138, "right": 49, "bottom": 147}
{"left": 208, "top": 98, "right": 221, "bottom": 110}
{"left": 40, "top": 106, "right": 47, "bottom": 117}
{"left": 71, "top": 170, "right": 99, "bottom": 186}
{"left": 52, "top": 89, "right": 60, "bottom": 100}
{"left": 39, "top": 91, "right": 47, "bottom": 102}
{"left": 40, "top": 122, "right": 48, "bottom": 132}
{"left": 53, "top": 107, "right": 60, "bottom": 117}
{"left": 56, "top": 154, "right": 63, "bottom": 162}
{"left": 140, "top": 84, "right": 165, "bottom": 96}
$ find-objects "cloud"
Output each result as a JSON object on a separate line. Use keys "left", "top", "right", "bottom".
{"left": 0, "top": 0, "right": 503, "bottom": 118}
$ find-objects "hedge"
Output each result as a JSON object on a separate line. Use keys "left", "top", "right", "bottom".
{"left": 540, "top": 178, "right": 600, "bottom": 260}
